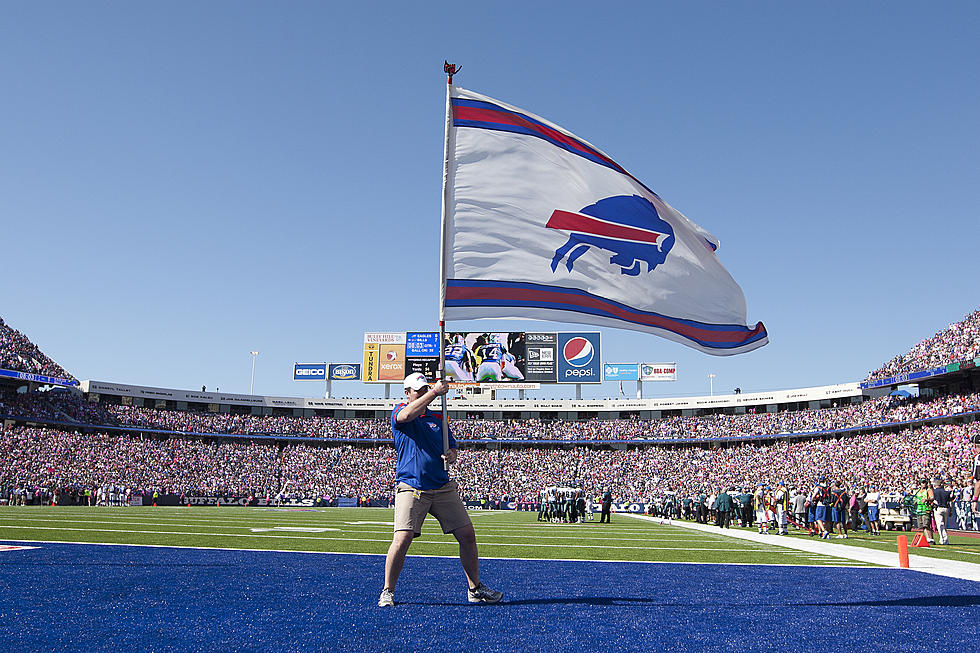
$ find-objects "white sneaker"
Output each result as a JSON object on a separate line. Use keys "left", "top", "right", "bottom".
{"left": 378, "top": 588, "right": 395, "bottom": 607}
{"left": 467, "top": 582, "right": 503, "bottom": 604}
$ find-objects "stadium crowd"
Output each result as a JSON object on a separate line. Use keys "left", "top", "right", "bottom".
{"left": 2, "top": 421, "right": 977, "bottom": 510}
{"left": 3, "top": 390, "right": 976, "bottom": 444}
{"left": 0, "top": 318, "right": 75, "bottom": 381}
{"left": 867, "top": 306, "right": 980, "bottom": 381}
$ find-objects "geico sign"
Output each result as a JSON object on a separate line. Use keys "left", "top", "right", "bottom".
{"left": 564, "top": 368, "right": 597, "bottom": 378}
{"left": 296, "top": 368, "right": 325, "bottom": 377}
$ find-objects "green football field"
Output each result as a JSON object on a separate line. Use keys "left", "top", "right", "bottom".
{"left": 2, "top": 507, "right": 978, "bottom": 568}
{"left": 0, "top": 506, "right": 866, "bottom": 566}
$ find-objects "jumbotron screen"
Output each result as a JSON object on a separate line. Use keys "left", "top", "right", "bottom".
{"left": 362, "top": 331, "right": 600, "bottom": 384}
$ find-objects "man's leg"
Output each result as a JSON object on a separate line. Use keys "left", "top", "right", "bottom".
{"left": 452, "top": 523, "right": 480, "bottom": 589}
{"left": 383, "top": 530, "right": 414, "bottom": 591}
{"left": 934, "top": 508, "right": 948, "bottom": 544}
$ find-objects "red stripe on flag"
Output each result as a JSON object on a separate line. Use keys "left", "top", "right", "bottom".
{"left": 446, "top": 285, "right": 765, "bottom": 345}
{"left": 546, "top": 210, "right": 666, "bottom": 246}
{"left": 453, "top": 106, "right": 620, "bottom": 170}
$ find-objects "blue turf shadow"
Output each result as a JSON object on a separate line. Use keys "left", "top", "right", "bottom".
{"left": 798, "top": 595, "right": 980, "bottom": 608}
{"left": 2, "top": 542, "right": 980, "bottom": 652}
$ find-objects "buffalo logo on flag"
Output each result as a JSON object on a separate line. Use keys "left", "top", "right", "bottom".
{"left": 546, "top": 195, "right": 674, "bottom": 276}
{"left": 442, "top": 85, "right": 768, "bottom": 356}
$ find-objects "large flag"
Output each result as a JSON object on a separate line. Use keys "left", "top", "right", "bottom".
{"left": 440, "top": 86, "right": 768, "bottom": 356}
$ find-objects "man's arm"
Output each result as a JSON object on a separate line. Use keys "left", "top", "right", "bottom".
{"left": 395, "top": 379, "right": 449, "bottom": 424}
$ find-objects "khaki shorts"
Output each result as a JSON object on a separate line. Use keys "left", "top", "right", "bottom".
{"left": 394, "top": 480, "right": 472, "bottom": 537}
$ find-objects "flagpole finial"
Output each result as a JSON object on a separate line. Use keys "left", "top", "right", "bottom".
{"left": 444, "top": 61, "right": 461, "bottom": 85}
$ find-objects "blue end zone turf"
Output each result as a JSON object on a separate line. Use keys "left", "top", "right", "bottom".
{"left": 1, "top": 542, "right": 978, "bottom": 651}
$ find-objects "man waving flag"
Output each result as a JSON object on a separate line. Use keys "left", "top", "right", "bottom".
{"left": 440, "top": 85, "right": 767, "bottom": 355}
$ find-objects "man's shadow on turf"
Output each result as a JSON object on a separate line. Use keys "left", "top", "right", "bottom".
{"left": 404, "top": 595, "right": 980, "bottom": 608}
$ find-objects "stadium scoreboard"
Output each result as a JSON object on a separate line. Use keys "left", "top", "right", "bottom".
{"left": 361, "top": 331, "right": 602, "bottom": 384}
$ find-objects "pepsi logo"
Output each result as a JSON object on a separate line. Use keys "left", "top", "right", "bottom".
{"left": 562, "top": 337, "right": 594, "bottom": 367}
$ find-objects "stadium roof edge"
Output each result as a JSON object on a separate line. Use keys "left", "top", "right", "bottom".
{"left": 78, "top": 378, "right": 862, "bottom": 412}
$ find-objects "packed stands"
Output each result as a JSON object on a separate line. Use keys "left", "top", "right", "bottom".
{"left": 2, "top": 309, "right": 978, "bottom": 510}
{"left": 2, "top": 422, "right": 976, "bottom": 505}
{"left": 0, "top": 317, "right": 75, "bottom": 381}
{"left": 867, "top": 306, "right": 980, "bottom": 381}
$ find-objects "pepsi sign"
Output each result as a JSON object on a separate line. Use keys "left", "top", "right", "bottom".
{"left": 328, "top": 364, "right": 361, "bottom": 381}
{"left": 557, "top": 332, "right": 601, "bottom": 384}
{"left": 293, "top": 363, "right": 327, "bottom": 381}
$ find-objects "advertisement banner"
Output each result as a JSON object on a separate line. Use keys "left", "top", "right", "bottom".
{"left": 603, "top": 363, "right": 639, "bottom": 381}
{"left": 185, "top": 495, "right": 317, "bottom": 507}
{"left": 328, "top": 364, "right": 361, "bottom": 381}
{"left": 363, "top": 333, "right": 407, "bottom": 383}
{"left": 557, "top": 332, "right": 602, "bottom": 383}
{"left": 0, "top": 367, "right": 79, "bottom": 387}
{"left": 860, "top": 365, "right": 949, "bottom": 389}
{"left": 639, "top": 363, "right": 677, "bottom": 382}
{"left": 293, "top": 363, "right": 327, "bottom": 381}
{"left": 443, "top": 332, "right": 528, "bottom": 384}
{"left": 362, "top": 343, "right": 379, "bottom": 383}
{"left": 525, "top": 332, "right": 558, "bottom": 383}
{"left": 364, "top": 332, "right": 407, "bottom": 345}
{"left": 378, "top": 343, "right": 406, "bottom": 381}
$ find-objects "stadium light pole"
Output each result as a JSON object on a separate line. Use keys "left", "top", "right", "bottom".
{"left": 707, "top": 373, "right": 716, "bottom": 397}
{"left": 249, "top": 351, "right": 259, "bottom": 395}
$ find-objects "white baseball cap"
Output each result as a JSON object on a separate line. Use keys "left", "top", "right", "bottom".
{"left": 403, "top": 372, "right": 429, "bottom": 391}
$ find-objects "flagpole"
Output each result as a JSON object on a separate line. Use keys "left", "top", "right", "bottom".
{"left": 439, "top": 62, "right": 460, "bottom": 469}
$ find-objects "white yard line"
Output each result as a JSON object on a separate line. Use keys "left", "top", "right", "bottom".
{"left": 0, "top": 538, "right": 873, "bottom": 568}
{"left": 0, "top": 524, "right": 791, "bottom": 552}
{"left": 0, "top": 516, "right": 725, "bottom": 541}
{"left": 628, "top": 514, "right": 980, "bottom": 583}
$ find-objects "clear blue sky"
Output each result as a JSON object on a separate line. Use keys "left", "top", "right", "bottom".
{"left": 2, "top": 2, "right": 977, "bottom": 399}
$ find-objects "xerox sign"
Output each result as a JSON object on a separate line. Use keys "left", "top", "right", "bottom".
{"left": 557, "top": 332, "right": 601, "bottom": 384}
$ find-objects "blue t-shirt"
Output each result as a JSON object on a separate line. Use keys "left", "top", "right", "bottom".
{"left": 391, "top": 404, "right": 457, "bottom": 490}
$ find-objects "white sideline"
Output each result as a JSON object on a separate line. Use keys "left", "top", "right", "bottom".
{"left": 628, "top": 514, "right": 980, "bottom": 583}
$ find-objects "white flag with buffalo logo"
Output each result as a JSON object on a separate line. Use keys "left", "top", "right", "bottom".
{"left": 441, "top": 86, "right": 767, "bottom": 356}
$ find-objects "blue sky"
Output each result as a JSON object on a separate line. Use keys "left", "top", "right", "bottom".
{"left": 2, "top": 2, "right": 977, "bottom": 399}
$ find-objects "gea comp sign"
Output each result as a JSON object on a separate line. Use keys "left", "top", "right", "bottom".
{"left": 293, "top": 363, "right": 327, "bottom": 381}
{"left": 639, "top": 363, "right": 677, "bottom": 382}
